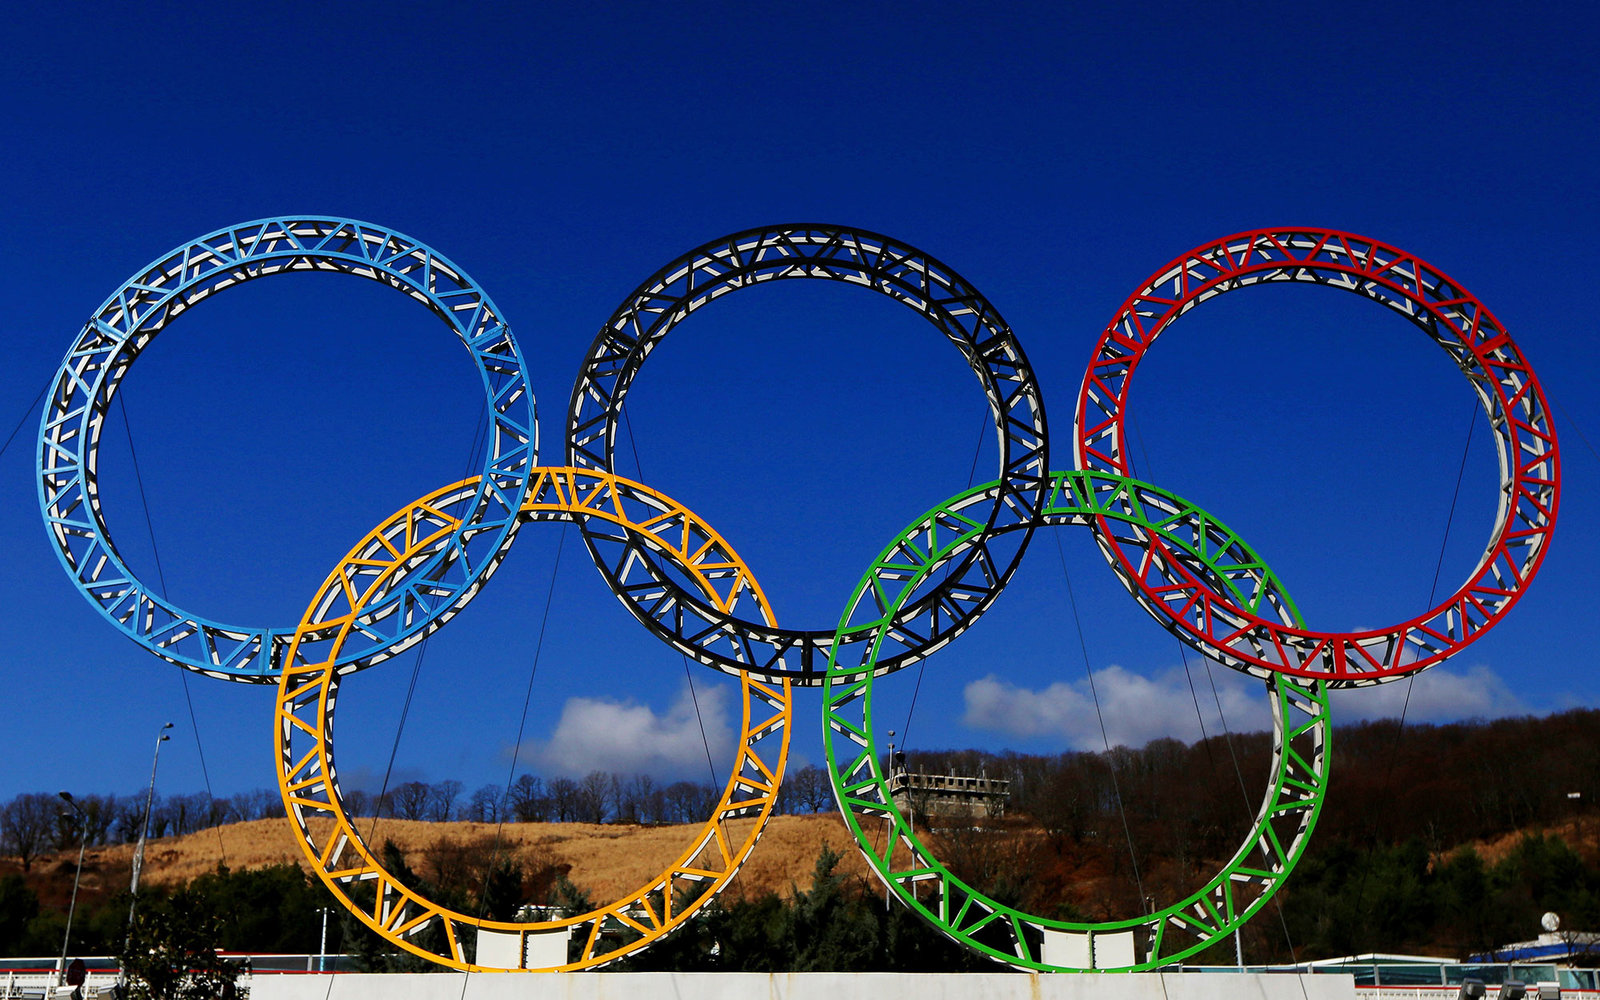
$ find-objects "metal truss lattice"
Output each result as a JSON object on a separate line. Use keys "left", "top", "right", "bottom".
{"left": 824, "top": 470, "right": 1328, "bottom": 971}
{"left": 37, "top": 218, "right": 535, "bottom": 681}
{"left": 277, "top": 469, "right": 790, "bottom": 971}
{"left": 567, "top": 224, "right": 1049, "bottom": 685}
{"left": 1075, "top": 229, "right": 1559, "bottom": 685}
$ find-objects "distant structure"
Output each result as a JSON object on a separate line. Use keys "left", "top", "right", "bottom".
{"left": 1472, "top": 929, "right": 1600, "bottom": 964}
{"left": 885, "top": 753, "right": 1009, "bottom": 820}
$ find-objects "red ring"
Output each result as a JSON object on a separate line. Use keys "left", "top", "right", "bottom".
{"left": 1074, "top": 228, "right": 1559, "bottom": 686}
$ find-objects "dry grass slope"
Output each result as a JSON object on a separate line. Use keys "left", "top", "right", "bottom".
{"left": 67, "top": 813, "right": 875, "bottom": 901}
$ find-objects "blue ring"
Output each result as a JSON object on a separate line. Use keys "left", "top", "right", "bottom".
{"left": 37, "top": 218, "right": 536, "bottom": 681}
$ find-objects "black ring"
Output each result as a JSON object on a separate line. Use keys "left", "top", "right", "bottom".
{"left": 566, "top": 224, "right": 1048, "bottom": 685}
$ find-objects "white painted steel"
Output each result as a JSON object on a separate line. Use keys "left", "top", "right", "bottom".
{"left": 524, "top": 927, "right": 572, "bottom": 970}
{"left": 1095, "top": 930, "right": 1137, "bottom": 968}
{"left": 473, "top": 929, "right": 521, "bottom": 970}
{"left": 1040, "top": 928, "right": 1090, "bottom": 967}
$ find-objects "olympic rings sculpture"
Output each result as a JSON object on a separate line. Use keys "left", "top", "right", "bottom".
{"left": 36, "top": 219, "right": 1560, "bottom": 974}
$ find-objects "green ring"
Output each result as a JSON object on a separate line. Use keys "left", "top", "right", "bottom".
{"left": 823, "top": 470, "right": 1330, "bottom": 972}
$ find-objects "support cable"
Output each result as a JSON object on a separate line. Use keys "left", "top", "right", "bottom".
{"left": 620, "top": 406, "right": 719, "bottom": 788}
{"left": 1053, "top": 528, "right": 1173, "bottom": 996}
{"left": 365, "top": 405, "right": 492, "bottom": 845}
{"left": 899, "top": 407, "right": 990, "bottom": 746}
{"left": 1554, "top": 397, "right": 1600, "bottom": 468}
{"left": 1347, "top": 401, "right": 1477, "bottom": 950}
{"left": 1052, "top": 531, "right": 1148, "bottom": 908}
{"left": 1127, "top": 418, "right": 1238, "bottom": 809}
{"left": 0, "top": 381, "right": 48, "bottom": 460}
{"left": 880, "top": 408, "right": 989, "bottom": 866}
{"left": 372, "top": 403, "right": 498, "bottom": 993}
{"left": 1129, "top": 412, "right": 1307, "bottom": 988}
{"left": 462, "top": 523, "right": 568, "bottom": 991}
{"left": 116, "top": 393, "right": 228, "bottom": 867}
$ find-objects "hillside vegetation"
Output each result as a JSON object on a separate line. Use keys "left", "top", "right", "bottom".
{"left": 6, "top": 709, "right": 1600, "bottom": 966}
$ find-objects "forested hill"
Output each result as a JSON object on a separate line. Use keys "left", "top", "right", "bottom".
{"left": 901, "top": 707, "right": 1600, "bottom": 854}
{"left": 4, "top": 708, "right": 1599, "bottom": 966}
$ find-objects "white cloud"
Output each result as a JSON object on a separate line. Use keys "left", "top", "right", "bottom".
{"left": 961, "top": 665, "right": 1270, "bottom": 750}
{"left": 1329, "top": 663, "right": 1530, "bottom": 723}
{"left": 515, "top": 682, "right": 736, "bottom": 780}
{"left": 961, "top": 662, "right": 1532, "bottom": 750}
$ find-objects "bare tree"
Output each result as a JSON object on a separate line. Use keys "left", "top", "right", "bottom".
{"left": 237, "top": 787, "right": 282, "bottom": 821}
{"left": 1, "top": 793, "right": 56, "bottom": 872}
{"left": 203, "top": 793, "right": 230, "bottom": 829}
{"left": 389, "top": 781, "right": 433, "bottom": 821}
{"left": 774, "top": 775, "right": 798, "bottom": 815}
{"left": 547, "top": 778, "right": 579, "bottom": 822}
{"left": 138, "top": 794, "right": 170, "bottom": 838}
{"left": 577, "top": 771, "right": 610, "bottom": 823}
{"left": 111, "top": 797, "right": 146, "bottom": 843}
{"left": 795, "top": 764, "right": 834, "bottom": 814}
{"left": 225, "top": 792, "right": 255, "bottom": 823}
{"left": 54, "top": 794, "right": 117, "bottom": 849}
{"left": 466, "top": 784, "right": 504, "bottom": 823}
{"left": 662, "top": 781, "right": 715, "bottom": 824}
{"left": 160, "top": 792, "right": 211, "bottom": 836}
{"left": 628, "top": 775, "right": 658, "bottom": 824}
{"left": 508, "top": 775, "right": 547, "bottom": 822}
{"left": 428, "top": 779, "right": 463, "bottom": 822}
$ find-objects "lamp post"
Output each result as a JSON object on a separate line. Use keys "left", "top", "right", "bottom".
{"left": 318, "top": 906, "right": 332, "bottom": 972}
{"left": 126, "top": 722, "right": 172, "bottom": 950}
{"left": 884, "top": 731, "right": 895, "bottom": 913}
{"left": 56, "top": 792, "right": 88, "bottom": 987}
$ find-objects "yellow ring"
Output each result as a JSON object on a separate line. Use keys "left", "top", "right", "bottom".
{"left": 275, "top": 468, "right": 791, "bottom": 971}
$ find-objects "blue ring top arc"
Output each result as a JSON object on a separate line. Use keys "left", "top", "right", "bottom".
{"left": 36, "top": 217, "right": 537, "bottom": 682}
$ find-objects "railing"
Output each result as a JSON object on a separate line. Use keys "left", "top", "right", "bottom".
{"left": 887, "top": 773, "right": 1011, "bottom": 795}
{"left": 0, "top": 953, "right": 360, "bottom": 996}
{"left": 1187, "top": 963, "right": 1596, "bottom": 998}
{"left": 3, "top": 956, "right": 1595, "bottom": 993}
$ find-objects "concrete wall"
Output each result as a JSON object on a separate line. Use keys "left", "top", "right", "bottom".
{"left": 251, "top": 971, "right": 1355, "bottom": 1000}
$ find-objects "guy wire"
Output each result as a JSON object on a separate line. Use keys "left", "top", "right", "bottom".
{"left": 116, "top": 392, "right": 228, "bottom": 869}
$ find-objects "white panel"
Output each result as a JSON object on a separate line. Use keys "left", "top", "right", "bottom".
{"left": 473, "top": 928, "right": 522, "bottom": 970}
{"left": 523, "top": 927, "right": 571, "bottom": 970}
{"left": 1092, "top": 930, "right": 1136, "bottom": 969}
{"left": 250, "top": 970, "right": 1358, "bottom": 1000}
{"left": 1039, "top": 928, "right": 1091, "bottom": 968}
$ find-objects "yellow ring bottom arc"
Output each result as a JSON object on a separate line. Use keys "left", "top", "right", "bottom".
{"left": 274, "top": 468, "right": 791, "bottom": 971}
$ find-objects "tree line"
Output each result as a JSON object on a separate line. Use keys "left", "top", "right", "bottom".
{"left": 358, "top": 763, "right": 835, "bottom": 826}
{"left": 6, "top": 708, "right": 1600, "bottom": 966}
{"left": 0, "top": 765, "right": 839, "bottom": 873}
{"left": 8, "top": 829, "right": 1595, "bottom": 970}
{"left": 0, "top": 789, "right": 281, "bottom": 873}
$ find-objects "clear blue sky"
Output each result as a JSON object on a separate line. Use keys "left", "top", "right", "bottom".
{"left": 3, "top": 0, "right": 1598, "bottom": 808}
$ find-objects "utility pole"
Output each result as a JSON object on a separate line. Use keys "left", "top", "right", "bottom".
{"left": 318, "top": 907, "right": 332, "bottom": 972}
{"left": 56, "top": 792, "right": 88, "bottom": 988}
{"left": 885, "top": 731, "right": 895, "bottom": 913}
{"left": 126, "top": 722, "right": 173, "bottom": 952}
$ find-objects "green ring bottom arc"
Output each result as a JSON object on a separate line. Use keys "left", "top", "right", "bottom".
{"left": 822, "top": 470, "right": 1330, "bottom": 972}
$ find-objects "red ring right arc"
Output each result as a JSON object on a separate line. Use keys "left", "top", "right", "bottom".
{"left": 1074, "top": 228, "right": 1560, "bottom": 686}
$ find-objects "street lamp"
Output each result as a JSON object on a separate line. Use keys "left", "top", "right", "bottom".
{"left": 317, "top": 906, "right": 333, "bottom": 972}
{"left": 884, "top": 731, "right": 896, "bottom": 912}
{"left": 56, "top": 792, "right": 88, "bottom": 988}
{"left": 126, "top": 722, "right": 173, "bottom": 950}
